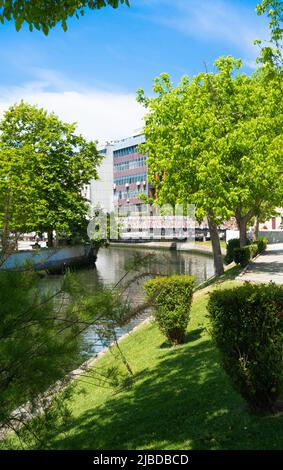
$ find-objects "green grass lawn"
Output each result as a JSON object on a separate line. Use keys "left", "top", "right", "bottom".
{"left": 5, "top": 267, "right": 283, "bottom": 450}
{"left": 195, "top": 240, "right": 226, "bottom": 250}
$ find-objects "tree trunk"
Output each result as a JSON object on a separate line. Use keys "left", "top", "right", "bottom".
{"left": 235, "top": 208, "right": 255, "bottom": 248}
{"left": 238, "top": 218, "right": 248, "bottom": 248}
{"left": 1, "top": 192, "right": 12, "bottom": 259}
{"left": 253, "top": 218, "right": 259, "bottom": 241}
{"left": 47, "top": 230, "right": 53, "bottom": 248}
{"left": 207, "top": 212, "right": 224, "bottom": 276}
{"left": 1, "top": 213, "right": 10, "bottom": 254}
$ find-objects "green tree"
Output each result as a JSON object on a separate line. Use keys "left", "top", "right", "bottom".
{"left": 0, "top": 268, "right": 132, "bottom": 445}
{"left": 0, "top": 0, "right": 129, "bottom": 34}
{"left": 137, "top": 70, "right": 227, "bottom": 275}
{"left": 0, "top": 253, "right": 155, "bottom": 447}
{"left": 256, "top": 0, "right": 283, "bottom": 77}
{"left": 0, "top": 102, "right": 102, "bottom": 247}
{"left": 0, "top": 269, "right": 89, "bottom": 441}
{"left": 217, "top": 63, "right": 283, "bottom": 246}
{"left": 137, "top": 57, "right": 283, "bottom": 274}
{"left": 0, "top": 145, "right": 40, "bottom": 256}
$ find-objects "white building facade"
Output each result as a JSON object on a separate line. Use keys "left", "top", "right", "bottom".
{"left": 90, "top": 143, "right": 115, "bottom": 214}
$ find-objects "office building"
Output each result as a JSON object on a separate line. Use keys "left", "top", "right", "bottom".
{"left": 113, "top": 132, "right": 154, "bottom": 215}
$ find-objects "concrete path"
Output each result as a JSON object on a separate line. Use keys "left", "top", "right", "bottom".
{"left": 236, "top": 243, "right": 283, "bottom": 285}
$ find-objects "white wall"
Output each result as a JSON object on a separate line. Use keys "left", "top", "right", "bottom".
{"left": 226, "top": 229, "right": 239, "bottom": 242}
{"left": 90, "top": 144, "right": 114, "bottom": 214}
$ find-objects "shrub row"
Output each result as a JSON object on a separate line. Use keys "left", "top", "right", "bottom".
{"left": 144, "top": 275, "right": 195, "bottom": 345}
{"left": 225, "top": 238, "right": 241, "bottom": 264}
{"left": 255, "top": 236, "right": 268, "bottom": 253}
{"left": 208, "top": 283, "right": 283, "bottom": 413}
{"left": 233, "top": 243, "right": 258, "bottom": 267}
{"left": 144, "top": 264, "right": 278, "bottom": 416}
{"left": 225, "top": 236, "right": 268, "bottom": 267}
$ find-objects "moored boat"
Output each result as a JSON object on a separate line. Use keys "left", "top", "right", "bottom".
{"left": 0, "top": 244, "right": 99, "bottom": 274}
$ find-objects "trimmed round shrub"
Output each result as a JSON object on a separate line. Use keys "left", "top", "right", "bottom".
{"left": 233, "top": 243, "right": 258, "bottom": 267}
{"left": 255, "top": 236, "right": 268, "bottom": 253}
{"left": 208, "top": 283, "right": 283, "bottom": 413}
{"left": 225, "top": 238, "right": 240, "bottom": 264}
{"left": 144, "top": 275, "right": 195, "bottom": 345}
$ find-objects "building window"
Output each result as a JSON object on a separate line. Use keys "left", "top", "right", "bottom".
{"left": 113, "top": 145, "right": 139, "bottom": 158}
{"left": 114, "top": 173, "right": 147, "bottom": 186}
{"left": 114, "top": 156, "right": 147, "bottom": 172}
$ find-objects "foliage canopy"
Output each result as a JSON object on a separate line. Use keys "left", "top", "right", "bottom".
{"left": 0, "top": 101, "right": 102, "bottom": 245}
{"left": 137, "top": 57, "right": 283, "bottom": 261}
{"left": 0, "top": 0, "right": 129, "bottom": 34}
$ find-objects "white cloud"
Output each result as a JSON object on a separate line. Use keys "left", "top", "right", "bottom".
{"left": 0, "top": 70, "right": 146, "bottom": 145}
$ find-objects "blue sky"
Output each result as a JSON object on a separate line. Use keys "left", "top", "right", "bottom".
{"left": 0, "top": 0, "right": 268, "bottom": 143}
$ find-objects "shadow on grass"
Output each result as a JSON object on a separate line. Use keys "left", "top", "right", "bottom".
{"left": 159, "top": 328, "right": 204, "bottom": 349}
{"left": 184, "top": 327, "right": 204, "bottom": 343}
{"left": 194, "top": 265, "right": 242, "bottom": 292}
{"left": 41, "top": 325, "right": 283, "bottom": 451}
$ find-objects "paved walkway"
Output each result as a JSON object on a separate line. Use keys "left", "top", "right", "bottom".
{"left": 236, "top": 243, "right": 283, "bottom": 285}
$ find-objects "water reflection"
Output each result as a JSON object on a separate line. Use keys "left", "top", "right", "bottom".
{"left": 95, "top": 247, "right": 213, "bottom": 285}
{"left": 77, "top": 246, "right": 214, "bottom": 357}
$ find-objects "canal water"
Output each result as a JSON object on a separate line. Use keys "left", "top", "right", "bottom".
{"left": 47, "top": 246, "right": 215, "bottom": 358}
{"left": 91, "top": 246, "right": 214, "bottom": 286}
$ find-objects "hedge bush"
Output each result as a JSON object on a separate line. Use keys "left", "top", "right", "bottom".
{"left": 225, "top": 238, "right": 240, "bottom": 264}
{"left": 208, "top": 283, "right": 283, "bottom": 413}
{"left": 144, "top": 275, "right": 195, "bottom": 345}
{"left": 233, "top": 243, "right": 258, "bottom": 267}
{"left": 255, "top": 236, "right": 268, "bottom": 253}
